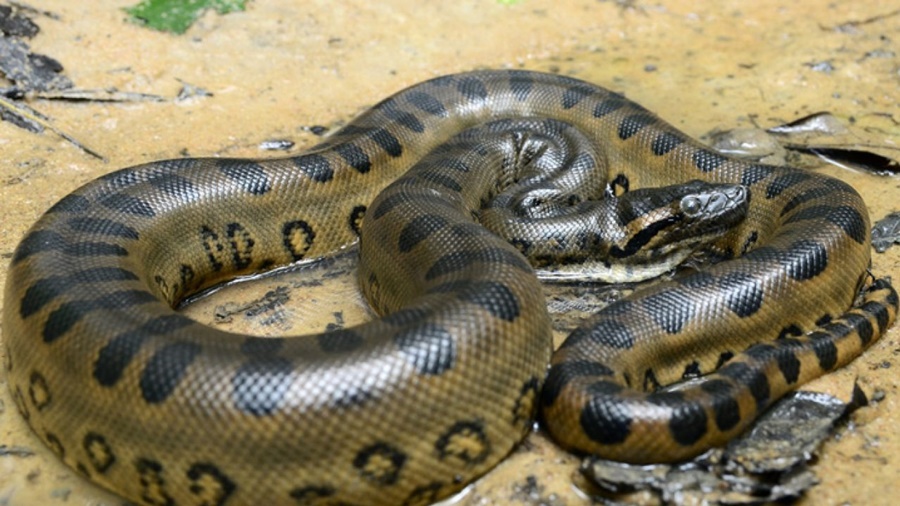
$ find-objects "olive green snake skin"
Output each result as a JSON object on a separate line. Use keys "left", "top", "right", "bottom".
{"left": 4, "top": 70, "right": 897, "bottom": 506}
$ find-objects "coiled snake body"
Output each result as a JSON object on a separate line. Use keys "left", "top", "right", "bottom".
{"left": 4, "top": 70, "right": 897, "bottom": 505}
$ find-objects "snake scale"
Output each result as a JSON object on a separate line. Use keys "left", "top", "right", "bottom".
{"left": 4, "top": 70, "right": 897, "bottom": 506}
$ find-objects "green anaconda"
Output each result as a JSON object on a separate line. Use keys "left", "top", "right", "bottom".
{"left": 4, "top": 70, "right": 897, "bottom": 506}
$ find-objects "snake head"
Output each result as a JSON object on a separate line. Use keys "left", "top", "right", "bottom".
{"left": 609, "top": 180, "right": 749, "bottom": 262}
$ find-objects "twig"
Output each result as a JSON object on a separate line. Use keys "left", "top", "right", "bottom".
{"left": 0, "top": 95, "right": 107, "bottom": 161}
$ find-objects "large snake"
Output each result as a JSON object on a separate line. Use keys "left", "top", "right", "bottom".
{"left": 4, "top": 70, "right": 897, "bottom": 506}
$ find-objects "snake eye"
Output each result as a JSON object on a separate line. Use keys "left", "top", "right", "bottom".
{"left": 680, "top": 196, "right": 702, "bottom": 216}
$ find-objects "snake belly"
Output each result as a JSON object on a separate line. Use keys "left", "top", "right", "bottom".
{"left": 3, "top": 70, "right": 897, "bottom": 505}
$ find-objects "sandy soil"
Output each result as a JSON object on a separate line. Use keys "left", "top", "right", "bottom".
{"left": 1, "top": 1, "right": 898, "bottom": 505}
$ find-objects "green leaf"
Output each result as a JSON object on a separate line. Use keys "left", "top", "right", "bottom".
{"left": 125, "top": 0, "right": 248, "bottom": 34}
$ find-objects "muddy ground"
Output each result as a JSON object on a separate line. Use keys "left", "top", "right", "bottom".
{"left": 1, "top": 1, "right": 898, "bottom": 505}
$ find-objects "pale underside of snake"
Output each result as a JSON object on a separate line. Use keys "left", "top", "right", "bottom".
{"left": 4, "top": 70, "right": 897, "bottom": 506}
